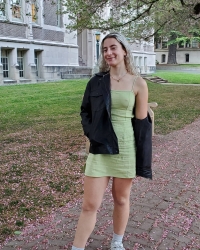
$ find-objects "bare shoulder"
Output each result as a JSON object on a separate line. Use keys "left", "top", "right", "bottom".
{"left": 134, "top": 76, "right": 148, "bottom": 95}
{"left": 135, "top": 76, "right": 147, "bottom": 88}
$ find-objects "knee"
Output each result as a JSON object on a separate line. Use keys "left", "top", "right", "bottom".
{"left": 82, "top": 201, "right": 99, "bottom": 213}
{"left": 113, "top": 196, "right": 129, "bottom": 207}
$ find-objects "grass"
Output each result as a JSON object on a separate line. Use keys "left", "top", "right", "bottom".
{"left": 0, "top": 80, "right": 87, "bottom": 133}
{"left": 0, "top": 80, "right": 87, "bottom": 243}
{"left": 0, "top": 79, "right": 200, "bottom": 243}
{"left": 179, "top": 64, "right": 200, "bottom": 67}
{"left": 152, "top": 70, "right": 200, "bottom": 84}
{"left": 148, "top": 82, "right": 200, "bottom": 134}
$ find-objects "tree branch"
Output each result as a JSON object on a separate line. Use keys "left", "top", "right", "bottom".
{"left": 179, "top": 0, "right": 193, "bottom": 7}
{"left": 189, "top": 14, "right": 200, "bottom": 20}
{"left": 115, "top": 0, "right": 159, "bottom": 27}
{"left": 143, "top": 20, "right": 170, "bottom": 39}
{"left": 179, "top": 0, "right": 185, "bottom": 6}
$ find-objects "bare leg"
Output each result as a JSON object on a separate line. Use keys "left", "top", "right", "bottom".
{"left": 112, "top": 178, "right": 133, "bottom": 235}
{"left": 73, "top": 176, "right": 110, "bottom": 248}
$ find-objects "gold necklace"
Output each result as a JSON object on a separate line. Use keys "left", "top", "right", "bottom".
{"left": 110, "top": 71, "right": 127, "bottom": 82}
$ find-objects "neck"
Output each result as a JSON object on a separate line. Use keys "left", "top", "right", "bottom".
{"left": 110, "top": 65, "right": 127, "bottom": 77}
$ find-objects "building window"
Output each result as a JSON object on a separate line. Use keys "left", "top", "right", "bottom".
{"left": 17, "top": 50, "right": 24, "bottom": 77}
{"left": 57, "top": 0, "right": 61, "bottom": 27}
{"left": 11, "top": 0, "right": 22, "bottom": 20}
{"left": 139, "top": 57, "right": 142, "bottom": 67}
{"left": 155, "top": 42, "right": 161, "bottom": 49}
{"left": 186, "top": 40, "right": 191, "bottom": 48}
{"left": 162, "top": 41, "right": 168, "bottom": 49}
{"left": 0, "top": 0, "right": 6, "bottom": 17}
{"left": 32, "top": 1, "right": 39, "bottom": 23}
{"left": 155, "top": 37, "right": 161, "bottom": 49}
{"left": 191, "top": 39, "right": 199, "bottom": 48}
{"left": 1, "top": 50, "right": 9, "bottom": 78}
{"left": 178, "top": 41, "right": 184, "bottom": 48}
{"left": 161, "top": 54, "right": 166, "bottom": 63}
{"left": 185, "top": 54, "right": 189, "bottom": 63}
{"left": 134, "top": 56, "right": 138, "bottom": 66}
{"left": 144, "top": 57, "right": 147, "bottom": 72}
{"left": 34, "top": 51, "right": 39, "bottom": 77}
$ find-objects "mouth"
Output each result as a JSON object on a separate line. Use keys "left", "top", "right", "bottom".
{"left": 106, "top": 57, "right": 115, "bottom": 61}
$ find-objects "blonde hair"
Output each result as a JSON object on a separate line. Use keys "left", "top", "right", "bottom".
{"left": 99, "top": 32, "right": 139, "bottom": 75}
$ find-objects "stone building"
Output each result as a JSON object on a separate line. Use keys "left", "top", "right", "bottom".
{"left": 78, "top": 30, "right": 156, "bottom": 75}
{"left": 155, "top": 38, "right": 200, "bottom": 64}
{"left": 0, "top": 1, "right": 155, "bottom": 85}
{"left": 0, "top": 0, "right": 92, "bottom": 85}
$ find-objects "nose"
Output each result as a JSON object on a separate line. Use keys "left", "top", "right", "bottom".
{"left": 106, "top": 48, "right": 112, "bottom": 55}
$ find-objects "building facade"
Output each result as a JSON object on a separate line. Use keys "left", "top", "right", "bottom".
{"left": 155, "top": 38, "right": 200, "bottom": 64}
{"left": 0, "top": 1, "right": 155, "bottom": 85}
{"left": 130, "top": 41, "right": 156, "bottom": 74}
{"left": 0, "top": 0, "right": 88, "bottom": 85}
{"left": 78, "top": 32, "right": 156, "bottom": 75}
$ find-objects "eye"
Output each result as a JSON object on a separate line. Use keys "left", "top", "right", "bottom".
{"left": 111, "top": 46, "right": 116, "bottom": 50}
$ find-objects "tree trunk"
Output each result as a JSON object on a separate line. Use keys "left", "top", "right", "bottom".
{"left": 167, "top": 34, "right": 177, "bottom": 64}
{"left": 167, "top": 43, "right": 177, "bottom": 64}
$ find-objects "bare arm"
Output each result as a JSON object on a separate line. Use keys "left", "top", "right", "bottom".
{"left": 134, "top": 77, "right": 148, "bottom": 119}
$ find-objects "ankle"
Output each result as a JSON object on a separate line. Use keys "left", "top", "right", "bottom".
{"left": 111, "top": 232, "right": 124, "bottom": 243}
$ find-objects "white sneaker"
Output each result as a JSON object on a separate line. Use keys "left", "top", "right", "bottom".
{"left": 111, "top": 241, "right": 125, "bottom": 250}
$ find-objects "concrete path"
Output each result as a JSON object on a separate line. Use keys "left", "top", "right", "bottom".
{"left": 1, "top": 118, "right": 200, "bottom": 250}
{"left": 160, "top": 83, "right": 200, "bottom": 86}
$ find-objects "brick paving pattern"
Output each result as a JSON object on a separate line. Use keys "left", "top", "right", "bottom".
{"left": 1, "top": 118, "right": 200, "bottom": 250}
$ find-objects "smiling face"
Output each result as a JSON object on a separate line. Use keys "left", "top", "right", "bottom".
{"left": 102, "top": 38, "right": 127, "bottom": 68}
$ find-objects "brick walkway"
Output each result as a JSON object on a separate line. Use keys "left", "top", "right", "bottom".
{"left": 1, "top": 119, "right": 200, "bottom": 250}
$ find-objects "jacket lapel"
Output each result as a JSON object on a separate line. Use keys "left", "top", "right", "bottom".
{"left": 101, "top": 73, "right": 111, "bottom": 118}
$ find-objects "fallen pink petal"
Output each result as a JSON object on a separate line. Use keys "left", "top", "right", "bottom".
{"left": 0, "top": 118, "right": 200, "bottom": 249}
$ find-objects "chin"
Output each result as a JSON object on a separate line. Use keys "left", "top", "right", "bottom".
{"left": 107, "top": 62, "right": 117, "bottom": 67}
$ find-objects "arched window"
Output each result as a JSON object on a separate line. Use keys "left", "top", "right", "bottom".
{"left": 161, "top": 54, "right": 166, "bottom": 63}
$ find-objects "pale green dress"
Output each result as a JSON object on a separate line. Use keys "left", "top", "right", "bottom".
{"left": 85, "top": 89, "right": 136, "bottom": 178}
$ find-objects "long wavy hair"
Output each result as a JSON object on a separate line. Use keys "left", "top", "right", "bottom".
{"left": 99, "top": 32, "right": 139, "bottom": 75}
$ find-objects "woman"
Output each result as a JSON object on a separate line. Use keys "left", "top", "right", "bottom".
{"left": 71, "top": 32, "right": 152, "bottom": 250}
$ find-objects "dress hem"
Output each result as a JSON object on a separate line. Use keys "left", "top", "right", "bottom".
{"left": 84, "top": 173, "right": 136, "bottom": 179}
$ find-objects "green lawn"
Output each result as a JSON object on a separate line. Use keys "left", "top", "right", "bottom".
{"left": 0, "top": 80, "right": 88, "bottom": 242}
{"left": 1, "top": 79, "right": 200, "bottom": 135}
{"left": 179, "top": 64, "right": 200, "bottom": 67}
{"left": 152, "top": 70, "right": 200, "bottom": 84}
{"left": 0, "top": 80, "right": 87, "bottom": 133}
{"left": 0, "top": 79, "right": 200, "bottom": 242}
{"left": 148, "top": 81, "right": 200, "bottom": 134}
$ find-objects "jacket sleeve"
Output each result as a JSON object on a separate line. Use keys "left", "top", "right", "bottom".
{"left": 80, "top": 80, "right": 92, "bottom": 138}
{"left": 132, "top": 113, "right": 152, "bottom": 179}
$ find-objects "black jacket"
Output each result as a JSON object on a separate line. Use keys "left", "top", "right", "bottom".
{"left": 80, "top": 72, "right": 152, "bottom": 179}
